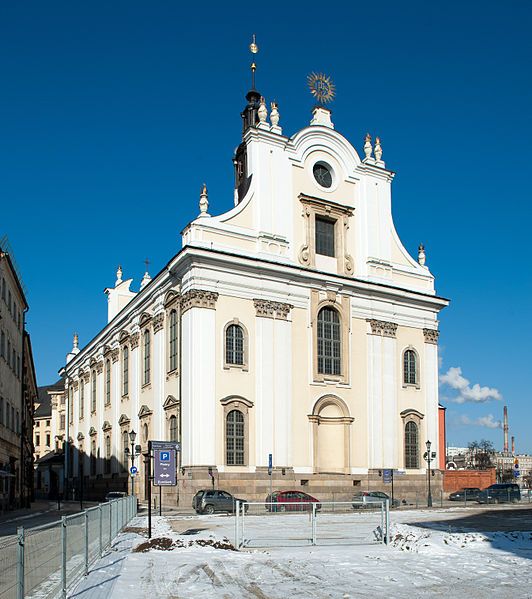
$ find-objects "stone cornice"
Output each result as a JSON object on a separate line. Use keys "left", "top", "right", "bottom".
{"left": 253, "top": 299, "right": 293, "bottom": 320}
{"left": 111, "top": 348, "right": 120, "bottom": 363}
{"left": 423, "top": 328, "right": 439, "bottom": 344}
{"left": 152, "top": 312, "right": 165, "bottom": 333}
{"left": 367, "top": 319, "right": 398, "bottom": 338}
{"left": 180, "top": 290, "right": 219, "bottom": 313}
{"left": 95, "top": 361, "right": 104, "bottom": 374}
{"left": 82, "top": 372, "right": 90, "bottom": 384}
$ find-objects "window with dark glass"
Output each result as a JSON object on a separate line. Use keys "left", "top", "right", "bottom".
{"left": 122, "top": 430, "right": 128, "bottom": 471}
{"left": 143, "top": 330, "right": 151, "bottom": 385}
{"left": 91, "top": 371, "right": 96, "bottom": 412}
{"left": 90, "top": 440, "right": 96, "bottom": 476}
{"left": 105, "top": 435, "right": 111, "bottom": 474}
{"left": 315, "top": 216, "right": 336, "bottom": 257}
{"left": 317, "top": 307, "right": 341, "bottom": 375}
{"left": 169, "top": 310, "right": 178, "bottom": 371}
{"left": 122, "top": 346, "right": 129, "bottom": 396}
{"left": 105, "top": 359, "right": 111, "bottom": 405}
{"left": 169, "top": 415, "right": 178, "bottom": 442}
{"left": 226, "top": 409, "right": 244, "bottom": 465}
{"left": 79, "top": 381, "right": 84, "bottom": 419}
{"left": 403, "top": 350, "right": 417, "bottom": 385}
{"left": 225, "top": 324, "right": 244, "bottom": 366}
{"left": 405, "top": 421, "right": 419, "bottom": 469}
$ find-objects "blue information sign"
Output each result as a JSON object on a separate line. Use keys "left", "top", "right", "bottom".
{"left": 129, "top": 466, "right": 138, "bottom": 476}
{"left": 268, "top": 453, "right": 272, "bottom": 475}
{"left": 383, "top": 469, "right": 392, "bottom": 484}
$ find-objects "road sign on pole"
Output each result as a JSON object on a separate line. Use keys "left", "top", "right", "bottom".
{"left": 129, "top": 466, "right": 138, "bottom": 476}
{"left": 152, "top": 441, "right": 178, "bottom": 486}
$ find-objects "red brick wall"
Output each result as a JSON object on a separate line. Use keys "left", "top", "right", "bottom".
{"left": 443, "top": 468, "right": 496, "bottom": 493}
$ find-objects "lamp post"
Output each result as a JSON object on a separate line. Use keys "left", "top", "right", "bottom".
{"left": 124, "top": 430, "right": 140, "bottom": 497}
{"left": 425, "top": 440, "right": 433, "bottom": 508}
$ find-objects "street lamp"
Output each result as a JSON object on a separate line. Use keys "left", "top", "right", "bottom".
{"left": 425, "top": 440, "right": 433, "bottom": 507}
{"left": 124, "top": 430, "right": 141, "bottom": 497}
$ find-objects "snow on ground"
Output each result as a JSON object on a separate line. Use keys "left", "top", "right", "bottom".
{"left": 70, "top": 509, "right": 532, "bottom": 599}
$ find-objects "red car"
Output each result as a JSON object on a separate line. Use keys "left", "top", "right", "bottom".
{"left": 266, "top": 491, "right": 321, "bottom": 512}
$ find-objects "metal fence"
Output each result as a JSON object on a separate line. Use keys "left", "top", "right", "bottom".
{"left": 234, "top": 500, "right": 390, "bottom": 549}
{"left": 0, "top": 495, "right": 136, "bottom": 599}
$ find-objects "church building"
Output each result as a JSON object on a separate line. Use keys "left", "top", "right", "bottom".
{"left": 61, "top": 65, "right": 449, "bottom": 505}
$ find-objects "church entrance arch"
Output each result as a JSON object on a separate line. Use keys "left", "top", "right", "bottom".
{"left": 309, "top": 395, "right": 353, "bottom": 474}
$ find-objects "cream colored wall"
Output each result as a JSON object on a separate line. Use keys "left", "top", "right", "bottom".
{"left": 214, "top": 296, "right": 257, "bottom": 467}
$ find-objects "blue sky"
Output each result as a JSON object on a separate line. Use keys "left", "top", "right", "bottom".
{"left": 1, "top": 1, "right": 531, "bottom": 453}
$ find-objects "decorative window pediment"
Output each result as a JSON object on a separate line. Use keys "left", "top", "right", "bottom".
{"left": 119, "top": 329, "right": 130, "bottom": 343}
{"left": 89, "top": 426, "right": 97, "bottom": 437}
{"left": 220, "top": 395, "right": 254, "bottom": 409}
{"left": 102, "top": 420, "right": 112, "bottom": 432}
{"left": 139, "top": 312, "right": 152, "bottom": 327}
{"left": 163, "top": 395, "right": 180, "bottom": 410}
{"left": 400, "top": 409, "right": 424, "bottom": 421}
{"left": 77, "top": 432, "right": 85, "bottom": 441}
{"left": 118, "top": 413, "right": 130, "bottom": 426}
{"left": 164, "top": 290, "right": 180, "bottom": 308}
{"left": 138, "top": 404, "right": 153, "bottom": 419}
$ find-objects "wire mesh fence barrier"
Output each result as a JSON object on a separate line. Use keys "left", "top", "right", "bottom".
{"left": 0, "top": 536, "right": 18, "bottom": 599}
{"left": 3, "top": 495, "right": 137, "bottom": 599}
{"left": 235, "top": 500, "right": 390, "bottom": 549}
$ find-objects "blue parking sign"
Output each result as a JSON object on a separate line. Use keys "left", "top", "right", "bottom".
{"left": 160, "top": 451, "right": 170, "bottom": 462}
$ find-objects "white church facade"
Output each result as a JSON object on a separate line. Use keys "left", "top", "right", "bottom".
{"left": 61, "top": 83, "right": 448, "bottom": 504}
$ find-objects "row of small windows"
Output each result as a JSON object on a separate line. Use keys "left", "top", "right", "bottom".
{"left": 0, "top": 396, "right": 20, "bottom": 434}
{"left": 1, "top": 276, "right": 22, "bottom": 330}
{"left": 0, "top": 330, "right": 22, "bottom": 379}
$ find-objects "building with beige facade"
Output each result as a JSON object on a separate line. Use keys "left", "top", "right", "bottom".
{"left": 60, "top": 84, "right": 449, "bottom": 504}
{"left": 0, "top": 243, "right": 37, "bottom": 511}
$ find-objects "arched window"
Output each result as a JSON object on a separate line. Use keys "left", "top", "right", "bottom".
{"left": 91, "top": 371, "right": 96, "bottom": 413}
{"left": 143, "top": 330, "right": 151, "bottom": 385}
{"left": 403, "top": 349, "right": 418, "bottom": 385}
{"left": 169, "top": 310, "right": 178, "bottom": 372}
{"left": 317, "top": 307, "right": 341, "bottom": 375}
{"left": 225, "top": 324, "right": 244, "bottom": 366}
{"left": 122, "top": 346, "right": 129, "bottom": 396}
{"left": 143, "top": 423, "right": 149, "bottom": 443}
{"left": 105, "top": 359, "right": 111, "bottom": 405}
{"left": 105, "top": 435, "right": 111, "bottom": 474}
{"left": 405, "top": 421, "right": 419, "bottom": 469}
{"left": 226, "top": 409, "right": 244, "bottom": 465}
{"left": 90, "top": 439, "right": 96, "bottom": 476}
{"left": 79, "top": 380, "right": 84, "bottom": 420}
{"left": 122, "top": 430, "right": 129, "bottom": 472}
{"left": 169, "top": 415, "right": 178, "bottom": 442}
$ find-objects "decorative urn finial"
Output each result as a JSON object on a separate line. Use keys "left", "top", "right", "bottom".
{"left": 374, "top": 137, "right": 383, "bottom": 161}
{"left": 116, "top": 265, "right": 123, "bottom": 286}
{"left": 73, "top": 332, "right": 79, "bottom": 349}
{"left": 418, "top": 243, "right": 426, "bottom": 266}
{"left": 258, "top": 97, "right": 268, "bottom": 123}
{"left": 199, "top": 183, "right": 210, "bottom": 217}
{"left": 270, "top": 101, "right": 280, "bottom": 127}
{"left": 140, "top": 258, "right": 151, "bottom": 289}
{"left": 364, "top": 133, "right": 373, "bottom": 159}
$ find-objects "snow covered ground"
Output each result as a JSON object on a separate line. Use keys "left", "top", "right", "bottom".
{"left": 70, "top": 508, "right": 532, "bottom": 599}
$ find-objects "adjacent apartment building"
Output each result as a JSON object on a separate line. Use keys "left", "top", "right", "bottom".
{"left": 0, "top": 244, "right": 37, "bottom": 510}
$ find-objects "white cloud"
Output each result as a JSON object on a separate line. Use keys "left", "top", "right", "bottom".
{"left": 458, "top": 413, "right": 502, "bottom": 429}
{"left": 439, "top": 367, "right": 502, "bottom": 404}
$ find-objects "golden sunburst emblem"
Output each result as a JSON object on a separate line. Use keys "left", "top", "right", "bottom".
{"left": 307, "top": 72, "right": 336, "bottom": 104}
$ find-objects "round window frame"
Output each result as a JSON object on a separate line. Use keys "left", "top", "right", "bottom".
{"left": 312, "top": 160, "right": 337, "bottom": 192}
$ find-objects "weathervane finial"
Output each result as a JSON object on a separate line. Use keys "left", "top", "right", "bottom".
{"left": 249, "top": 34, "right": 259, "bottom": 89}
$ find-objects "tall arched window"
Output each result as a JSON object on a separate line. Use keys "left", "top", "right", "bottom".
{"left": 79, "top": 380, "right": 84, "bottom": 420}
{"left": 143, "top": 423, "right": 149, "bottom": 444}
{"left": 143, "top": 330, "right": 151, "bottom": 385}
{"left": 405, "top": 421, "right": 419, "bottom": 469}
{"left": 105, "top": 359, "right": 111, "bottom": 405}
{"left": 317, "top": 307, "right": 341, "bottom": 375}
{"left": 225, "top": 324, "right": 244, "bottom": 366}
{"left": 169, "top": 415, "right": 178, "bottom": 442}
{"left": 122, "top": 346, "right": 129, "bottom": 396}
{"left": 226, "top": 409, "right": 245, "bottom": 465}
{"left": 169, "top": 310, "right": 178, "bottom": 372}
{"left": 90, "top": 439, "right": 96, "bottom": 476}
{"left": 91, "top": 371, "right": 96, "bottom": 413}
{"left": 403, "top": 349, "right": 418, "bottom": 385}
{"left": 122, "top": 430, "right": 129, "bottom": 472}
{"left": 105, "top": 435, "right": 111, "bottom": 474}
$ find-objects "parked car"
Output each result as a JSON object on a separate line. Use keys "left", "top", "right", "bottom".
{"left": 104, "top": 491, "right": 126, "bottom": 502}
{"left": 266, "top": 491, "right": 321, "bottom": 512}
{"left": 352, "top": 491, "right": 400, "bottom": 509}
{"left": 448, "top": 487, "right": 481, "bottom": 501}
{"left": 477, "top": 483, "right": 521, "bottom": 504}
{"left": 192, "top": 490, "right": 247, "bottom": 515}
